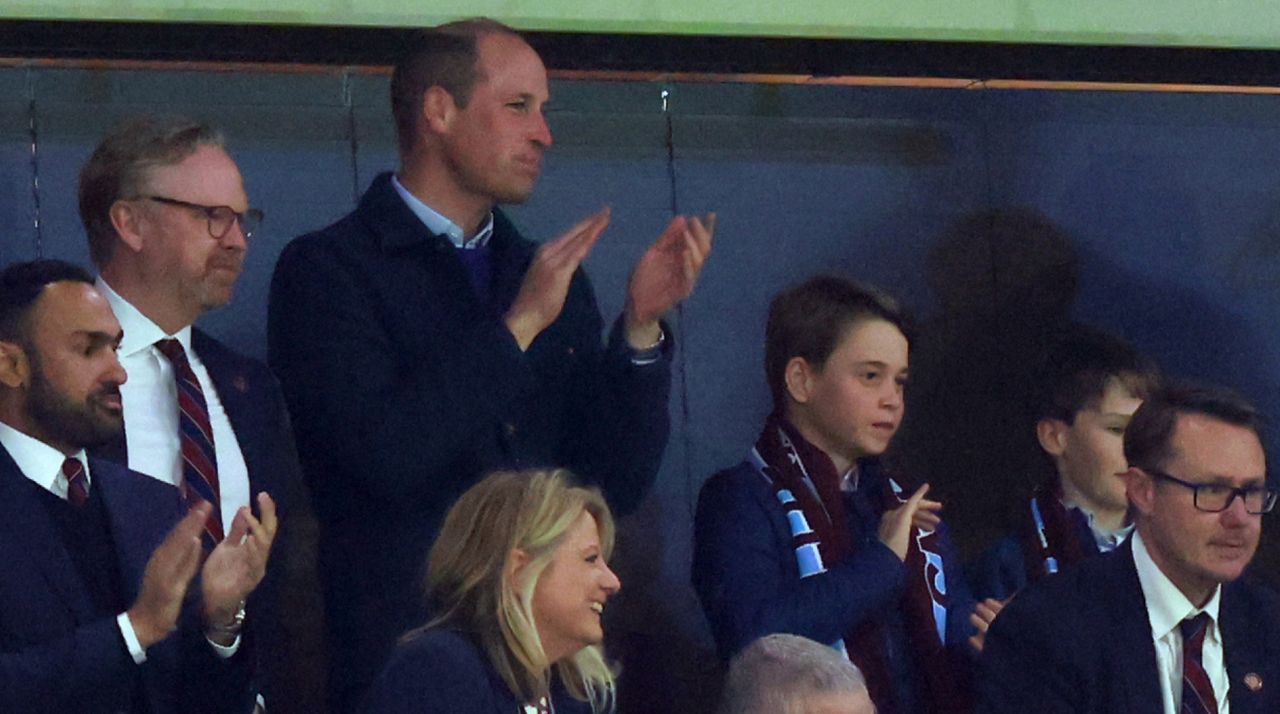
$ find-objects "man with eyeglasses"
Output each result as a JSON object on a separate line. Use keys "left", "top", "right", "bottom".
{"left": 77, "top": 115, "right": 307, "bottom": 710}
{"left": 977, "top": 383, "right": 1280, "bottom": 714}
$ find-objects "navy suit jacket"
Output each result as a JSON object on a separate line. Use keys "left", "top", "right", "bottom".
{"left": 93, "top": 328, "right": 308, "bottom": 702}
{"left": 361, "top": 629, "right": 592, "bottom": 714}
{"left": 977, "top": 538, "right": 1280, "bottom": 714}
{"left": 0, "top": 447, "right": 254, "bottom": 713}
{"left": 268, "top": 173, "right": 671, "bottom": 709}
{"left": 967, "top": 507, "right": 1102, "bottom": 601}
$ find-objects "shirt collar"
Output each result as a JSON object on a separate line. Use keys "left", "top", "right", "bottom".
{"left": 1074, "top": 503, "right": 1135, "bottom": 552}
{"left": 1132, "top": 530, "right": 1222, "bottom": 640}
{"left": 391, "top": 174, "right": 493, "bottom": 249}
{"left": 840, "top": 464, "right": 860, "bottom": 492}
{"left": 96, "top": 277, "right": 193, "bottom": 357}
{"left": 0, "top": 421, "right": 90, "bottom": 497}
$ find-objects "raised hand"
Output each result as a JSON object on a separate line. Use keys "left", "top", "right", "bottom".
{"left": 623, "top": 213, "right": 715, "bottom": 348}
{"left": 967, "top": 597, "right": 1008, "bottom": 653}
{"left": 504, "top": 208, "right": 611, "bottom": 351}
{"left": 877, "top": 483, "right": 943, "bottom": 561}
{"left": 127, "top": 502, "right": 210, "bottom": 648}
{"left": 200, "top": 492, "right": 278, "bottom": 640}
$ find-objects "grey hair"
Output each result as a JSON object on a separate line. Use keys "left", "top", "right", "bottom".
{"left": 719, "top": 634, "right": 872, "bottom": 714}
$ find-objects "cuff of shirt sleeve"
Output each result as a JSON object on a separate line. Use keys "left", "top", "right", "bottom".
{"left": 608, "top": 316, "right": 671, "bottom": 367}
{"left": 117, "top": 612, "right": 147, "bottom": 664}
{"left": 629, "top": 326, "right": 666, "bottom": 366}
{"left": 207, "top": 632, "right": 242, "bottom": 659}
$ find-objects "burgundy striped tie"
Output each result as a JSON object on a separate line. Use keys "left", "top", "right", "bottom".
{"left": 156, "top": 338, "right": 223, "bottom": 543}
{"left": 63, "top": 457, "right": 88, "bottom": 508}
{"left": 1180, "top": 613, "right": 1218, "bottom": 714}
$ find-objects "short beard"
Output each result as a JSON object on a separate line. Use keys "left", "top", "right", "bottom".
{"left": 26, "top": 349, "right": 123, "bottom": 450}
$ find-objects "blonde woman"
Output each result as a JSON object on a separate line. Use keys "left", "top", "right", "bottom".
{"left": 362, "top": 469, "right": 621, "bottom": 713}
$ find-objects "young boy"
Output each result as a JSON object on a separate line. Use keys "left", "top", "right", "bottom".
{"left": 968, "top": 326, "right": 1159, "bottom": 601}
{"left": 694, "top": 276, "right": 980, "bottom": 714}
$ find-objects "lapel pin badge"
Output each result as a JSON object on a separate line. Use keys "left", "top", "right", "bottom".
{"left": 1244, "top": 672, "right": 1263, "bottom": 692}
{"left": 233, "top": 375, "right": 249, "bottom": 393}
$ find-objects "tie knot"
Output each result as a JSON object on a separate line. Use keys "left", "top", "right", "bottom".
{"left": 1180, "top": 612, "right": 1211, "bottom": 645}
{"left": 61, "top": 457, "right": 83, "bottom": 480}
{"left": 62, "top": 457, "right": 87, "bottom": 507}
{"left": 155, "top": 338, "right": 188, "bottom": 365}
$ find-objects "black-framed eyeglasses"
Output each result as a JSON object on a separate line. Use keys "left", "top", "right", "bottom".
{"left": 143, "top": 195, "right": 264, "bottom": 240}
{"left": 1146, "top": 469, "right": 1278, "bottom": 515}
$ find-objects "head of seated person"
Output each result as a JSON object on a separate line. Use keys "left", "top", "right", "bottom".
{"left": 1122, "top": 383, "right": 1272, "bottom": 606}
{"left": 420, "top": 468, "right": 621, "bottom": 710}
{"left": 1035, "top": 326, "right": 1160, "bottom": 533}
{"left": 719, "top": 634, "right": 876, "bottom": 714}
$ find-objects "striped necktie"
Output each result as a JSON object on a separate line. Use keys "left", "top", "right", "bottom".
{"left": 1180, "top": 613, "right": 1218, "bottom": 714}
{"left": 63, "top": 457, "right": 88, "bottom": 508}
{"left": 156, "top": 338, "right": 223, "bottom": 543}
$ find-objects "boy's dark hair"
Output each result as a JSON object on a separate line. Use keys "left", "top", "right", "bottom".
{"left": 1038, "top": 325, "right": 1160, "bottom": 424}
{"left": 765, "top": 275, "right": 910, "bottom": 413}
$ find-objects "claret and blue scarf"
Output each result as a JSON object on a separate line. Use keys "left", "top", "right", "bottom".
{"left": 749, "top": 414, "right": 969, "bottom": 714}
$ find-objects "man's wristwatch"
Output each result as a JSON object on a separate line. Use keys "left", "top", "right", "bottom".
{"left": 207, "top": 601, "right": 247, "bottom": 636}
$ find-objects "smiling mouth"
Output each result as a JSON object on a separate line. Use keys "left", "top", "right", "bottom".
{"left": 590, "top": 602, "right": 604, "bottom": 615}
{"left": 95, "top": 392, "right": 123, "bottom": 412}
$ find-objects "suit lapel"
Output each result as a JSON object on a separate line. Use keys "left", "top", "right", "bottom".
{"left": 1221, "top": 584, "right": 1267, "bottom": 714}
{"left": 490, "top": 209, "right": 534, "bottom": 315}
{"left": 192, "top": 330, "right": 275, "bottom": 499}
{"left": 97, "top": 460, "right": 187, "bottom": 712}
{"left": 95, "top": 459, "right": 181, "bottom": 602}
{"left": 365, "top": 174, "right": 530, "bottom": 319}
{"left": 1104, "top": 544, "right": 1166, "bottom": 714}
{"left": 94, "top": 425, "right": 128, "bottom": 467}
{"left": 0, "top": 445, "right": 96, "bottom": 623}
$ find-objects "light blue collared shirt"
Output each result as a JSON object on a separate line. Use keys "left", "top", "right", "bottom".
{"left": 391, "top": 174, "right": 493, "bottom": 249}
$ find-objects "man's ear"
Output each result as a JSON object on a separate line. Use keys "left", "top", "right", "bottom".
{"left": 1122, "top": 467, "right": 1155, "bottom": 517}
{"left": 108, "top": 199, "right": 146, "bottom": 254}
{"left": 1037, "top": 418, "right": 1069, "bottom": 457}
{"left": 784, "top": 356, "right": 816, "bottom": 406}
{"left": 0, "top": 340, "right": 30, "bottom": 389}
{"left": 422, "top": 86, "right": 459, "bottom": 135}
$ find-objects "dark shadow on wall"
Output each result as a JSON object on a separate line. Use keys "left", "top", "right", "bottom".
{"left": 893, "top": 208, "right": 1080, "bottom": 561}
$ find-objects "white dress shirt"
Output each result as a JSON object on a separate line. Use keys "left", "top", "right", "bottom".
{"left": 97, "top": 278, "right": 251, "bottom": 531}
{"left": 1132, "top": 530, "right": 1230, "bottom": 714}
{"left": 0, "top": 422, "right": 148, "bottom": 663}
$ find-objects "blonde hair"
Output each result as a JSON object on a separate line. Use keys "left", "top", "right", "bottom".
{"left": 418, "top": 469, "right": 617, "bottom": 711}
